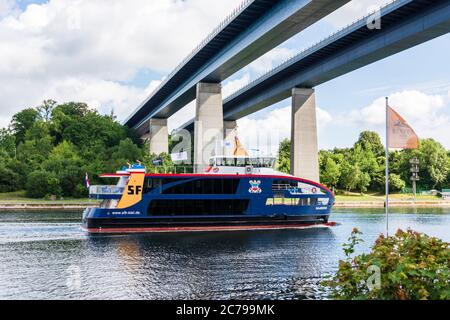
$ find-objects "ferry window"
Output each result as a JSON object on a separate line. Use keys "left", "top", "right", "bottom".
{"left": 298, "top": 198, "right": 315, "bottom": 206}
{"left": 148, "top": 199, "right": 249, "bottom": 216}
{"left": 263, "top": 158, "right": 272, "bottom": 168}
{"left": 249, "top": 158, "right": 259, "bottom": 166}
{"left": 225, "top": 158, "right": 236, "bottom": 166}
{"left": 236, "top": 158, "right": 246, "bottom": 166}
{"left": 144, "top": 178, "right": 163, "bottom": 193}
{"left": 216, "top": 158, "right": 223, "bottom": 166}
{"left": 209, "top": 158, "right": 215, "bottom": 166}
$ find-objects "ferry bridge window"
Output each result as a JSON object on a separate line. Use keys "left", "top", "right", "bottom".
{"left": 236, "top": 158, "right": 246, "bottom": 166}
{"left": 216, "top": 158, "right": 224, "bottom": 166}
{"left": 148, "top": 199, "right": 249, "bottom": 216}
{"left": 144, "top": 178, "right": 180, "bottom": 193}
{"left": 225, "top": 158, "right": 236, "bottom": 166}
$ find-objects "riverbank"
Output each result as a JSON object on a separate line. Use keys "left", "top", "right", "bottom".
{"left": 1, "top": 200, "right": 450, "bottom": 211}
{"left": 0, "top": 202, "right": 97, "bottom": 211}
{"left": 1, "top": 192, "right": 449, "bottom": 211}
{"left": 334, "top": 193, "right": 450, "bottom": 207}
{"left": 334, "top": 200, "right": 450, "bottom": 207}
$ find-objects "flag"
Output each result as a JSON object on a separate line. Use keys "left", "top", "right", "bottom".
{"left": 387, "top": 106, "right": 419, "bottom": 149}
{"left": 233, "top": 136, "right": 249, "bottom": 157}
{"left": 85, "top": 172, "right": 90, "bottom": 189}
{"left": 385, "top": 99, "right": 419, "bottom": 237}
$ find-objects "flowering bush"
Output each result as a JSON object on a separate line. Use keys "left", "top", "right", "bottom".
{"left": 323, "top": 228, "right": 450, "bottom": 300}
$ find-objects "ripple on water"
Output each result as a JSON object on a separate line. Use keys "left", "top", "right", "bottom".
{"left": 0, "top": 208, "right": 449, "bottom": 299}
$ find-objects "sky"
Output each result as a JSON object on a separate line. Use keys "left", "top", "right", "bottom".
{"left": 1, "top": 0, "right": 449, "bottom": 155}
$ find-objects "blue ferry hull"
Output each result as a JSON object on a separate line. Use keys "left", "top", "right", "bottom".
{"left": 83, "top": 174, "right": 334, "bottom": 234}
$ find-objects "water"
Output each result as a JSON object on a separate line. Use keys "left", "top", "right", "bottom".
{"left": 0, "top": 208, "right": 449, "bottom": 300}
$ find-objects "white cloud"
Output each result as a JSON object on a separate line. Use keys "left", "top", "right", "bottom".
{"left": 222, "top": 73, "right": 251, "bottom": 98}
{"left": 0, "top": 0, "right": 242, "bottom": 126}
{"left": 0, "top": 0, "right": 18, "bottom": 18}
{"left": 339, "top": 90, "right": 450, "bottom": 148}
{"left": 245, "top": 47, "right": 295, "bottom": 75}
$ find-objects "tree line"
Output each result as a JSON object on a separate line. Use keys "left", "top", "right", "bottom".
{"left": 1, "top": 101, "right": 449, "bottom": 198}
{"left": 278, "top": 131, "right": 450, "bottom": 193}
{"left": 0, "top": 100, "right": 146, "bottom": 198}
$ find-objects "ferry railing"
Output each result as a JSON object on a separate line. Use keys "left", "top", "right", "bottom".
{"left": 89, "top": 185, "right": 124, "bottom": 195}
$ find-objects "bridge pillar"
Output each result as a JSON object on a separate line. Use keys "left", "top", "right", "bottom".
{"left": 290, "top": 88, "right": 320, "bottom": 182}
{"left": 194, "top": 82, "right": 224, "bottom": 173}
{"left": 224, "top": 120, "right": 237, "bottom": 156}
{"left": 148, "top": 118, "right": 169, "bottom": 155}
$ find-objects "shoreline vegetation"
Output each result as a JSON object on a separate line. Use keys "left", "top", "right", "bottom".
{"left": 0, "top": 191, "right": 449, "bottom": 211}
{"left": 1, "top": 101, "right": 449, "bottom": 203}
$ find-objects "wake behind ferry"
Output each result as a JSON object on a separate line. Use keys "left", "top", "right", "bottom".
{"left": 82, "top": 143, "right": 335, "bottom": 234}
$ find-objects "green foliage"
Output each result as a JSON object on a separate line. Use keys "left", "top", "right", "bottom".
{"left": 26, "top": 170, "right": 61, "bottom": 198}
{"left": 418, "top": 139, "right": 449, "bottom": 189}
{"left": 389, "top": 173, "right": 406, "bottom": 192}
{"left": 2, "top": 100, "right": 143, "bottom": 198}
{"left": 356, "top": 131, "right": 385, "bottom": 157}
{"left": 276, "top": 139, "right": 290, "bottom": 174}
{"left": 0, "top": 128, "right": 16, "bottom": 157}
{"left": 322, "top": 229, "right": 450, "bottom": 300}
{"left": 143, "top": 152, "right": 175, "bottom": 173}
{"left": 284, "top": 131, "right": 448, "bottom": 194}
{"left": 320, "top": 156, "right": 341, "bottom": 190}
{"left": 0, "top": 166, "right": 21, "bottom": 193}
{"left": 10, "top": 108, "right": 39, "bottom": 144}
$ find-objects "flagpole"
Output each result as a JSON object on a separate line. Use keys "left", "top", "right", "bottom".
{"left": 385, "top": 97, "right": 390, "bottom": 237}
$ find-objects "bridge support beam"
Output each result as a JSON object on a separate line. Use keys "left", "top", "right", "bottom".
{"left": 147, "top": 118, "right": 169, "bottom": 155}
{"left": 290, "top": 88, "right": 319, "bottom": 182}
{"left": 194, "top": 82, "right": 223, "bottom": 173}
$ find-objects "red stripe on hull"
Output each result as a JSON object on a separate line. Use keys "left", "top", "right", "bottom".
{"left": 84, "top": 222, "right": 337, "bottom": 234}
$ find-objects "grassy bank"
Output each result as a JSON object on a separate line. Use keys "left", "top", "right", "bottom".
{"left": 0, "top": 191, "right": 448, "bottom": 211}
{"left": 0, "top": 191, "right": 100, "bottom": 204}
{"left": 335, "top": 192, "right": 442, "bottom": 202}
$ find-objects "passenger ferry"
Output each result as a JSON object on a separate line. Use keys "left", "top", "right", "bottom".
{"left": 82, "top": 142, "right": 335, "bottom": 234}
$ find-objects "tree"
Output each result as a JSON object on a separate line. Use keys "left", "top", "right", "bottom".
{"left": 26, "top": 170, "right": 61, "bottom": 198}
{"left": 340, "top": 162, "right": 360, "bottom": 192}
{"left": 418, "top": 139, "right": 449, "bottom": 189}
{"left": 0, "top": 167, "right": 20, "bottom": 193}
{"left": 0, "top": 128, "right": 16, "bottom": 157}
{"left": 143, "top": 152, "right": 175, "bottom": 174}
{"left": 389, "top": 173, "right": 406, "bottom": 192}
{"left": 355, "top": 131, "right": 385, "bottom": 157}
{"left": 277, "top": 139, "right": 290, "bottom": 174}
{"left": 356, "top": 171, "right": 371, "bottom": 193}
{"left": 9, "top": 108, "right": 39, "bottom": 144}
{"left": 112, "top": 138, "right": 143, "bottom": 163}
{"left": 321, "top": 157, "right": 341, "bottom": 190}
{"left": 37, "top": 99, "right": 57, "bottom": 122}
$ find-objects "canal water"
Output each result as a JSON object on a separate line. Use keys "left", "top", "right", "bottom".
{"left": 0, "top": 208, "right": 448, "bottom": 300}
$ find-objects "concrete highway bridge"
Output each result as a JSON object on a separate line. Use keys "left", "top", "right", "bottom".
{"left": 125, "top": 0, "right": 450, "bottom": 181}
